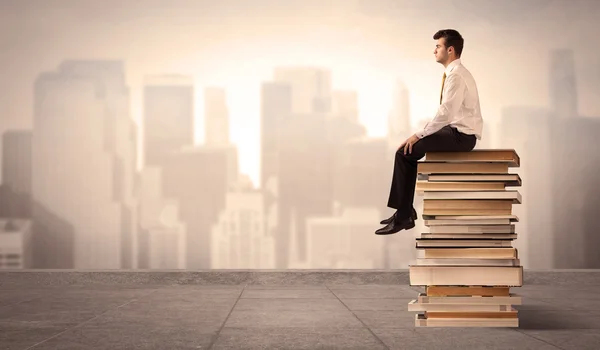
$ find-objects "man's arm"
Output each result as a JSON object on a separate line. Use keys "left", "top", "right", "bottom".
{"left": 415, "top": 73, "right": 466, "bottom": 139}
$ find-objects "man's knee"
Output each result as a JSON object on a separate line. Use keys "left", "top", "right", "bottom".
{"left": 395, "top": 147, "right": 422, "bottom": 162}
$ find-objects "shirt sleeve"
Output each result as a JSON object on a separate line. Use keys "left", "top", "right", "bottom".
{"left": 416, "top": 73, "right": 466, "bottom": 139}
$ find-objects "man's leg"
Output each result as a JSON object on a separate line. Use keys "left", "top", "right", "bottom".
{"left": 378, "top": 126, "right": 476, "bottom": 235}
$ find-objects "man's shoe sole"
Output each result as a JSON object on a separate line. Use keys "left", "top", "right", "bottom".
{"left": 379, "top": 210, "right": 418, "bottom": 225}
{"left": 375, "top": 220, "right": 416, "bottom": 235}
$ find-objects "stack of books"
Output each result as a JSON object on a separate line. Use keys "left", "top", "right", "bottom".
{"left": 408, "top": 149, "right": 523, "bottom": 327}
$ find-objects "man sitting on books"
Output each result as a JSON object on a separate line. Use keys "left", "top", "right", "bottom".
{"left": 376, "top": 29, "right": 484, "bottom": 235}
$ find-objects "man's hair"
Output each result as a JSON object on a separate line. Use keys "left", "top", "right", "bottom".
{"left": 433, "top": 29, "right": 464, "bottom": 57}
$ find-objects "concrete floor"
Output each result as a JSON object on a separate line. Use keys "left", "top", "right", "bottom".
{"left": 1, "top": 272, "right": 600, "bottom": 349}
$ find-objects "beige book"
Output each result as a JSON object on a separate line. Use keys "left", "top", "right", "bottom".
{"left": 426, "top": 286, "right": 511, "bottom": 297}
{"left": 408, "top": 300, "right": 514, "bottom": 312}
{"left": 409, "top": 266, "right": 523, "bottom": 286}
{"left": 418, "top": 162, "right": 509, "bottom": 174}
{"left": 426, "top": 310, "right": 518, "bottom": 318}
{"left": 423, "top": 173, "right": 522, "bottom": 186}
{"left": 423, "top": 200, "right": 513, "bottom": 216}
{"left": 428, "top": 225, "right": 515, "bottom": 233}
{"left": 422, "top": 248, "right": 518, "bottom": 259}
{"left": 419, "top": 233, "right": 517, "bottom": 240}
{"left": 416, "top": 240, "right": 513, "bottom": 248}
{"left": 424, "top": 199, "right": 513, "bottom": 210}
{"left": 415, "top": 258, "right": 520, "bottom": 266}
{"left": 417, "top": 293, "right": 522, "bottom": 305}
{"left": 416, "top": 181, "right": 505, "bottom": 192}
{"left": 424, "top": 149, "right": 520, "bottom": 167}
{"left": 415, "top": 314, "right": 519, "bottom": 327}
{"left": 425, "top": 216, "right": 518, "bottom": 226}
{"left": 422, "top": 190, "right": 522, "bottom": 204}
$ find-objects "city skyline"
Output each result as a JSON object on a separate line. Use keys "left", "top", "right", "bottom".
{"left": 1, "top": 0, "right": 600, "bottom": 270}
{"left": 3, "top": 1, "right": 600, "bottom": 188}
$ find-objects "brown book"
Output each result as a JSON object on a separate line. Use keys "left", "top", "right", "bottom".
{"left": 422, "top": 248, "right": 518, "bottom": 259}
{"left": 418, "top": 162, "right": 509, "bottom": 174}
{"left": 419, "top": 233, "right": 517, "bottom": 240}
{"left": 415, "top": 313, "right": 518, "bottom": 327}
{"left": 425, "top": 310, "right": 518, "bottom": 318}
{"left": 420, "top": 173, "right": 522, "bottom": 186}
{"left": 415, "top": 258, "right": 520, "bottom": 266}
{"left": 416, "top": 239, "right": 513, "bottom": 248}
{"left": 424, "top": 216, "right": 519, "bottom": 226}
{"left": 408, "top": 300, "right": 514, "bottom": 312}
{"left": 423, "top": 199, "right": 513, "bottom": 216}
{"left": 426, "top": 286, "right": 511, "bottom": 297}
{"left": 428, "top": 225, "right": 515, "bottom": 234}
{"left": 417, "top": 293, "right": 522, "bottom": 304}
{"left": 422, "top": 190, "right": 522, "bottom": 203}
{"left": 424, "top": 149, "right": 520, "bottom": 167}
{"left": 409, "top": 266, "right": 523, "bottom": 286}
{"left": 416, "top": 181, "right": 506, "bottom": 192}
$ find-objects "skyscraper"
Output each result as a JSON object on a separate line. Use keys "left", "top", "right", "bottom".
{"left": 550, "top": 49, "right": 578, "bottom": 119}
{"left": 143, "top": 75, "right": 195, "bottom": 167}
{"left": 204, "top": 87, "right": 230, "bottom": 146}
{"left": 274, "top": 67, "right": 332, "bottom": 114}
{"left": 387, "top": 80, "right": 411, "bottom": 154}
{"left": 0, "top": 130, "right": 32, "bottom": 218}
{"left": 32, "top": 60, "right": 137, "bottom": 269}
{"left": 332, "top": 90, "right": 359, "bottom": 124}
{"left": 2, "top": 130, "right": 32, "bottom": 196}
{"left": 260, "top": 82, "right": 292, "bottom": 190}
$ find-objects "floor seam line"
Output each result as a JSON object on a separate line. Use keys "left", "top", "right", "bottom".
{"left": 206, "top": 284, "right": 246, "bottom": 350}
{"left": 24, "top": 288, "right": 159, "bottom": 349}
{"left": 512, "top": 328, "right": 567, "bottom": 350}
{"left": 325, "top": 285, "right": 391, "bottom": 350}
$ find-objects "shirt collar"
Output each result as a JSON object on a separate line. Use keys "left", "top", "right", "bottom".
{"left": 444, "top": 58, "right": 461, "bottom": 75}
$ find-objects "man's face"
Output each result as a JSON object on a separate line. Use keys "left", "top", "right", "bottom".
{"left": 434, "top": 38, "right": 449, "bottom": 64}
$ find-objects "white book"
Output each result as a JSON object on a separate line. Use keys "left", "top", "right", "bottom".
{"left": 422, "top": 190, "right": 522, "bottom": 203}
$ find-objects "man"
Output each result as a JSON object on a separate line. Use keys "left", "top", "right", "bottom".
{"left": 375, "top": 29, "right": 483, "bottom": 235}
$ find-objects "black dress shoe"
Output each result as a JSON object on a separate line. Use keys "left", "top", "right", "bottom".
{"left": 380, "top": 208, "right": 418, "bottom": 225}
{"left": 375, "top": 217, "right": 416, "bottom": 235}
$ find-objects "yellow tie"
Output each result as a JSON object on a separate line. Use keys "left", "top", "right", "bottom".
{"left": 440, "top": 72, "right": 447, "bottom": 104}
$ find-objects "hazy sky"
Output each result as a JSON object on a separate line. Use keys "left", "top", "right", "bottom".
{"left": 1, "top": 0, "right": 599, "bottom": 185}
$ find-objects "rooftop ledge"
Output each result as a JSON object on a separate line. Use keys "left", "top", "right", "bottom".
{"left": 1, "top": 269, "right": 600, "bottom": 287}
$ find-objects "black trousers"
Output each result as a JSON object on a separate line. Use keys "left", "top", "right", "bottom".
{"left": 387, "top": 125, "right": 477, "bottom": 219}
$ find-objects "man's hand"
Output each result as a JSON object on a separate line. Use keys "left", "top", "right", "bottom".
{"left": 398, "top": 134, "right": 420, "bottom": 155}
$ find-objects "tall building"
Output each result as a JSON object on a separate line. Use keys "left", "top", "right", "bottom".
{"left": 332, "top": 90, "right": 359, "bottom": 124}
{"left": 499, "top": 106, "right": 553, "bottom": 269}
{"left": 143, "top": 75, "right": 194, "bottom": 167}
{"left": 211, "top": 184, "right": 274, "bottom": 269}
{"left": 2, "top": 130, "right": 32, "bottom": 195}
{"left": 546, "top": 49, "right": 600, "bottom": 268}
{"left": 32, "top": 60, "right": 138, "bottom": 269}
{"left": 0, "top": 219, "right": 32, "bottom": 269}
{"left": 137, "top": 167, "right": 186, "bottom": 269}
{"left": 549, "top": 117, "right": 600, "bottom": 268}
{"left": 387, "top": 80, "right": 411, "bottom": 154}
{"left": 204, "top": 87, "right": 230, "bottom": 146}
{"left": 274, "top": 67, "right": 332, "bottom": 114}
{"left": 550, "top": 49, "right": 577, "bottom": 120}
{"left": 305, "top": 208, "right": 384, "bottom": 268}
{"left": 260, "top": 82, "right": 292, "bottom": 190}
{"left": 161, "top": 146, "right": 232, "bottom": 269}
{"left": 147, "top": 202, "right": 186, "bottom": 269}
{"left": 0, "top": 130, "right": 32, "bottom": 218}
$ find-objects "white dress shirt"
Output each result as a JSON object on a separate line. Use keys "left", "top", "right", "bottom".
{"left": 416, "top": 59, "right": 483, "bottom": 140}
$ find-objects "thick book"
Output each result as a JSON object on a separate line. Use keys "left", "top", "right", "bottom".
{"left": 424, "top": 149, "right": 520, "bottom": 167}
{"left": 409, "top": 265, "right": 523, "bottom": 286}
